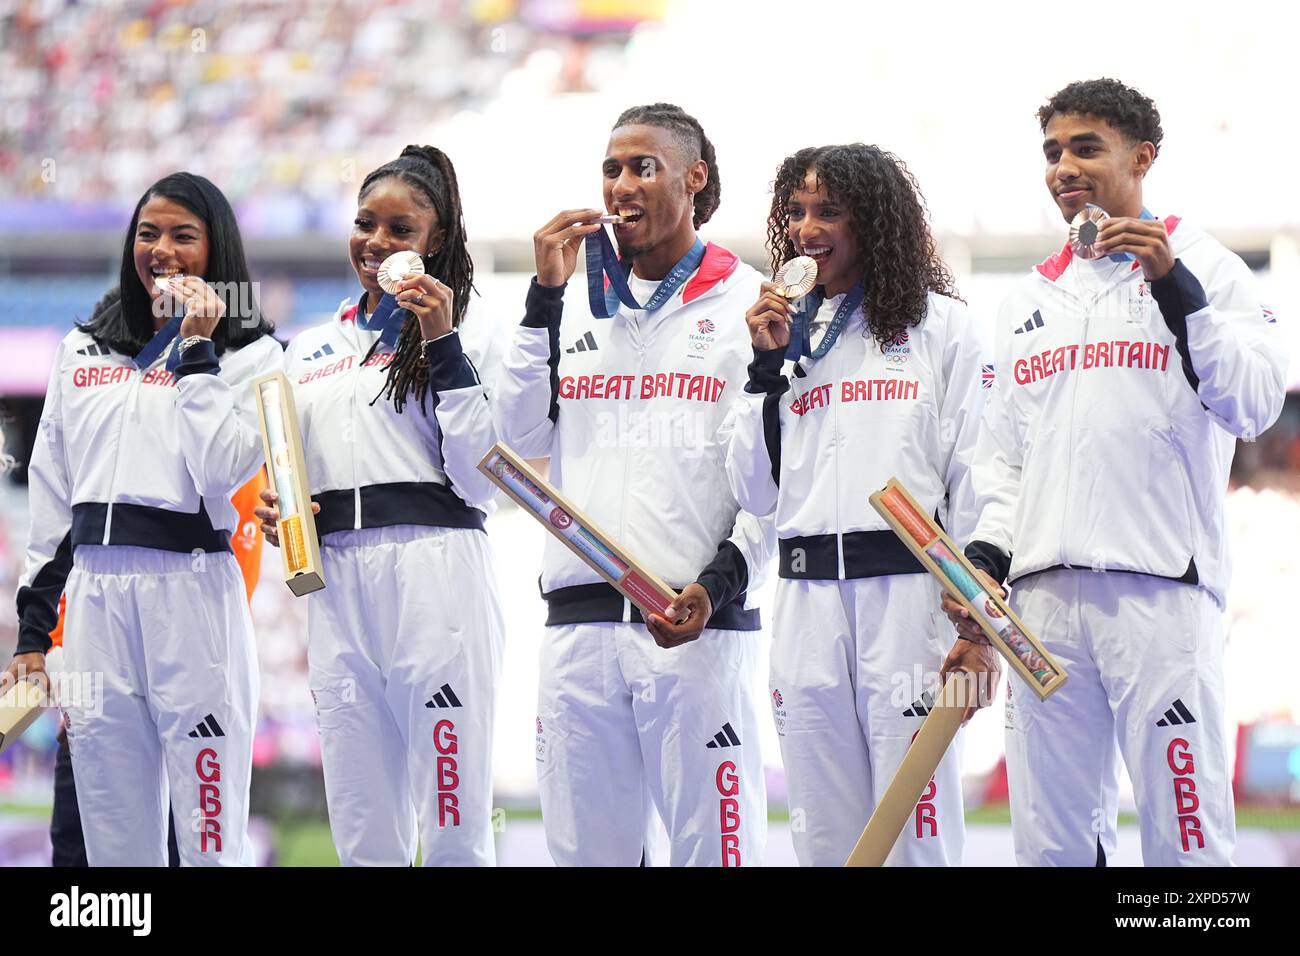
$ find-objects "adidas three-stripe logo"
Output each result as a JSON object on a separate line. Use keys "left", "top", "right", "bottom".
{"left": 425, "top": 684, "right": 463, "bottom": 709}
{"left": 1156, "top": 699, "right": 1196, "bottom": 727}
{"left": 1013, "top": 310, "right": 1045, "bottom": 334}
{"left": 902, "top": 693, "right": 936, "bottom": 717}
{"left": 303, "top": 343, "right": 336, "bottom": 361}
{"left": 76, "top": 344, "right": 110, "bottom": 356}
{"left": 188, "top": 714, "right": 225, "bottom": 738}
{"left": 566, "top": 332, "right": 597, "bottom": 354}
{"left": 705, "top": 722, "right": 741, "bottom": 749}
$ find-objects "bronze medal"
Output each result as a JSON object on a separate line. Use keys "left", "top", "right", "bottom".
{"left": 774, "top": 256, "right": 818, "bottom": 299}
{"left": 377, "top": 251, "right": 425, "bottom": 294}
{"left": 1069, "top": 207, "right": 1109, "bottom": 260}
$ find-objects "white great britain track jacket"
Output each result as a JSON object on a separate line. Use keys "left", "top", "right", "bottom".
{"left": 16, "top": 318, "right": 283, "bottom": 655}
{"left": 283, "top": 298, "right": 500, "bottom": 537}
{"left": 965, "top": 217, "right": 1288, "bottom": 607}
{"left": 725, "top": 292, "right": 987, "bottom": 579}
{"left": 494, "top": 243, "right": 776, "bottom": 629}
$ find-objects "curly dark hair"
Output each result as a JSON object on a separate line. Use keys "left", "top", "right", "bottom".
{"left": 613, "top": 103, "right": 719, "bottom": 228}
{"left": 766, "top": 144, "right": 958, "bottom": 349}
{"left": 358, "top": 144, "right": 475, "bottom": 414}
{"left": 1037, "top": 78, "right": 1163, "bottom": 158}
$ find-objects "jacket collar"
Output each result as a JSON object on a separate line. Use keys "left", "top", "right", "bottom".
{"left": 681, "top": 242, "right": 741, "bottom": 304}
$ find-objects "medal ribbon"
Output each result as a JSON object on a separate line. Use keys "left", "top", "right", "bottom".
{"left": 134, "top": 315, "right": 185, "bottom": 370}
{"left": 785, "top": 283, "right": 865, "bottom": 362}
{"left": 358, "top": 293, "right": 409, "bottom": 351}
{"left": 585, "top": 228, "right": 706, "bottom": 318}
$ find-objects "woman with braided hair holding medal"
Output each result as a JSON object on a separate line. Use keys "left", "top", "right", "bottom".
{"left": 256, "top": 145, "right": 506, "bottom": 866}
{"left": 724, "top": 143, "right": 1001, "bottom": 866}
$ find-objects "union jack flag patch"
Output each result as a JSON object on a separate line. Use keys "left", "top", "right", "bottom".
{"left": 1263, "top": 306, "right": 1276, "bottom": 324}
{"left": 981, "top": 363, "right": 995, "bottom": 389}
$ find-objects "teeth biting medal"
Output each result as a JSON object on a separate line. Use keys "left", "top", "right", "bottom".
{"left": 136, "top": 272, "right": 191, "bottom": 371}
{"left": 774, "top": 256, "right": 818, "bottom": 299}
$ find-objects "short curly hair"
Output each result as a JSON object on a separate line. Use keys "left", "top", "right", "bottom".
{"left": 1038, "top": 78, "right": 1163, "bottom": 158}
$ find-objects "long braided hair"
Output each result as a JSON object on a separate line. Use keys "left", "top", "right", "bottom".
{"left": 612, "top": 103, "right": 720, "bottom": 228}
{"left": 766, "top": 144, "right": 958, "bottom": 349}
{"left": 360, "top": 145, "right": 474, "bottom": 413}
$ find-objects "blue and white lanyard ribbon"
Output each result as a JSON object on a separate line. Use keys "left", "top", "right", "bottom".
{"left": 358, "top": 293, "right": 409, "bottom": 351}
{"left": 785, "top": 283, "right": 865, "bottom": 362}
{"left": 585, "top": 228, "right": 706, "bottom": 318}
{"left": 133, "top": 314, "right": 186, "bottom": 371}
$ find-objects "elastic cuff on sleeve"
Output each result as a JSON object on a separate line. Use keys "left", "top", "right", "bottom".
{"left": 523, "top": 278, "right": 566, "bottom": 329}
{"left": 695, "top": 540, "right": 749, "bottom": 614}
{"left": 424, "top": 332, "right": 478, "bottom": 390}
{"left": 174, "top": 339, "right": 220, "bottom": 377}
{"left": 964, "top": 540, "right": 1011, "bottom": 585}
{"left": 745, "top": 346, "right": 788, "bottom": 396}
{"left": 15, "top": 628, "right": 53, "bottom": 657}
{"left": 1150, "top": 259, "right": 1209, "bottom": 322}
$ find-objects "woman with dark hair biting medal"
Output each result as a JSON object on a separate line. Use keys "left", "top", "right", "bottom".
{"left": 725, "top": 144, "right": 1001, "bottom": 866}
{"left": 256, "top": 145, "right": 505, "bottom": 866}
{"left": 6, "top": 171, "right": 280, "bottom": 866}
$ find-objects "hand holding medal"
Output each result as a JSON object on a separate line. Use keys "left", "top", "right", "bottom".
{"left": 533, "top": 209, "right": 607, "bottom": 288}
{"left": 154, "top": 273, "right": 226, "bottom": 339}
{"left": 745, "top": 256, "right": 819, "bottom": 354}
{"left": 362, "top": 251, "right": 425, "bottom": 348}
{"left": 383, "top": 251, "right": 453, "bottom": 340}
{"left": 1070, "top": 205, "right": 1175, "bottom": 279}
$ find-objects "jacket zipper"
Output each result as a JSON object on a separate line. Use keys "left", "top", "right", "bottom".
{"left": 102, "top": 363, "right": 145, "bottom": 543}
{"left": 1058, "top": 264, "right": 1142, "bottom": 566}
{"left": 1057, "top": 287, "right": 1092, "bottom": 569}
{"left": 618, "top": 308, "right": 647, "bottom": 623}
{"left": 831, "top": 339, "right": 844, "bottom": 579}
{"left": 349, "top": 342, "right": 365, "bottom": 530}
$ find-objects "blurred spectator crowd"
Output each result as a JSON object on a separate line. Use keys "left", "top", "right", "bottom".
{"left": 0, "top": 0, "right": 631, "bottom": 233}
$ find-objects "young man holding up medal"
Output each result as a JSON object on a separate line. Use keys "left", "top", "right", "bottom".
{"left": 495, "top": 103, "right": 774, "bottom": 866}
{"left": 944, "top": 78, "right": 1288, "bottom": 865}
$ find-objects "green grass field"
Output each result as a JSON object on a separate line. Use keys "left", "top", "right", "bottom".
{"left": 9, "top": 803, "right": 1299, "bottom": 866}
{"left": 266, "top": 804, "right": 1300, "bottom": 866}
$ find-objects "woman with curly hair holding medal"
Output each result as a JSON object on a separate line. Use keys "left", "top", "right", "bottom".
{"left": 7, "top": 171, "right": 281, "bottom": 866}
{"left": 725, "top": 144, "right": 1001, "bottom": 866}
{"left": 257, "top": 145, "right": 505, "bottom": 866}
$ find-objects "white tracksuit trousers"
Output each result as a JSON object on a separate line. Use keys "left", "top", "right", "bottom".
{"left": 308, "top": 525, "right": 505, "bottom": 866}
{"left": 536, "top": 622, "right": 766, "bottom": 866}
{"left": 770, "top": 574, "right": 965, "bottom": 867}
{"left": 61, "top": 545, "right": 258, "bottom": 866}
{"left": 1005, "top": 569, "right": 1234, "bottom": 866}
